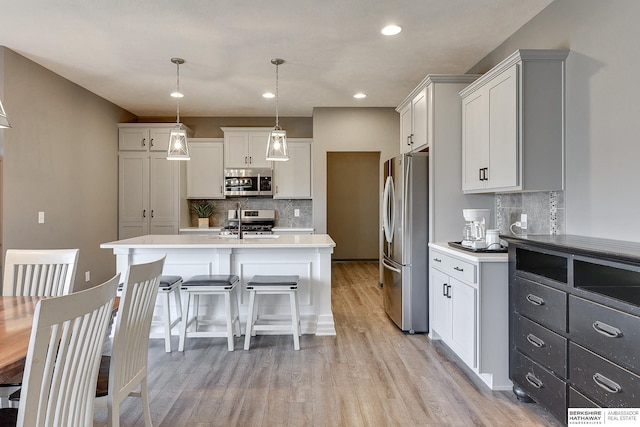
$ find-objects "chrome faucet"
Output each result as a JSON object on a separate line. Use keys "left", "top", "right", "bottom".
{"left": 237, "top": 202, "right": 243, "bottom": 239}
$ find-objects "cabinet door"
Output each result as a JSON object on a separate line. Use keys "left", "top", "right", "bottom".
{"left": 399, "top": 103, "right": 412, "bottom": 154}
{"left": 273, "top": 141, "right": 311, "bottom": 199}
{"left": 187, "top": 141, "right": 225, "bottom": 199}
{"left": 148, "top": 127, "right": 173, "bottom": 152}
{"left": 461, "top": 90, "right": 488, "bottom": 192}
{"left": 411, "top": 87, "right": 429, "bottom": 152}
{"left": 450, "top": 277, "right": 477, "bottom": 368}
{"left": 487, "top": 65, "right": 519, "bottom": 190}
{"left": 118, "top": 153, "right": 149, "bottom": 238}
{"left": 119, "top": 128, "right": 149, "bottom": 151}
{"left": 224, "top": 132, "right": 249, "bottom": 168}
{"left": 430, "top": 268, "right": 451, "bottom": 342}
{"left": 149, "top": 153, "right": 179, "bottom": 234}
{"left": 248, "top": 131, "right": 272, "bottom": 168}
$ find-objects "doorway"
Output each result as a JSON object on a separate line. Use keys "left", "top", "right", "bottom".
{"left": 327, "top": 152, "right": 380, "bottom": 260}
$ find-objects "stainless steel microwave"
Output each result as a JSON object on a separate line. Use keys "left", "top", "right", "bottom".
{"left": 224, "top": 168, "right": 272, "bottom": 197}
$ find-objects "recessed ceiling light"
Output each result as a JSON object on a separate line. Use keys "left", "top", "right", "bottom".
{"left": 263, "top": 92, "right": 275, "bottom": 99}
{"left": 381, "top": 25, "right": 402, "bottom": 36}
{"left": 354, "top": 93, "right": 367, "bottom": 99}
{"left": 170, "top": 91, "right": 184, "bottom": 98}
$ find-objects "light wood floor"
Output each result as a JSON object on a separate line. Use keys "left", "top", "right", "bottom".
{"left": 95, "top": 261, "right": 562, "bottom": 426}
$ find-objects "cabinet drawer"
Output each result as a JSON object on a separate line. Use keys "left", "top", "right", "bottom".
{"left": 569, "top": 342, "right": 640, "bottom": 407}
{"left": 431, "top": 252, "right": 476, "bottom": 284}
{"left": 568, "top": 387, "right": 600, "bottom": 408}
{"left": 513, "top": 277, "right": 567, "bottom": 332}
{"left": 512, "top": 350, "right": 566, "bottom": 423}
{"left": 569, "top": 295, "right": 640, "bottom": 374}
{"left": 513, "top": 314, "right": 567, "bottom": 377}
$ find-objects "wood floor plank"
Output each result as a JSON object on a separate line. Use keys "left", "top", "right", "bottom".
{"left": 96, "top": 261, "right": 562, "bottom": 427}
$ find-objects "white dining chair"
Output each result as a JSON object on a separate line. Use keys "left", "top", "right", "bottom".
{"left": 0, "top": 273, "right": 120, "bottom": 427}
{"left": 0, "top": 248, "right": 80, "bottom": 409}
{"left": 95, "top": 255, "right": 165, "bottom": 427}
{"left": 2, "top": 248, "right": 79, "bottom": 296}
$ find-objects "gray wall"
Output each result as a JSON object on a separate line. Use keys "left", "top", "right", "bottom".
{"left": 0, "top": 47, "right": 135, "bottom": 291}
{"left": 467, "top": 0, "right": 640, "bottom": 241}
{"left": 312, "top": 107, "right": 399, "bottom": 233}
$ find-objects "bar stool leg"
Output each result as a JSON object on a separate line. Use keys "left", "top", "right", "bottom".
{"left": 173, "top": 287, "right": 183, "bottom": 344}
{"left": 223, "top": 292, "right": 234, "bottom": 351}
{"left": 178, "top": 292, "right": 191, "bottom": 352}
{"left": 232, "top": 287, "right": 241, "bottom": 337}
{"left": 244, "top": 290, "right": 256, "bottom": 350}
{"left": 161, "top": 291, "right": 172, "bottom": 352}
{"left": 290, "top": 291, "right": 300, "bottom": 350}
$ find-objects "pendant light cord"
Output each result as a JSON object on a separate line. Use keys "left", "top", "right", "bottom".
{"left": 275, "top": 61, "right": 280, "bottom": 129}
{"left": 176, "top": 61, "right": 181, "bottom": 126}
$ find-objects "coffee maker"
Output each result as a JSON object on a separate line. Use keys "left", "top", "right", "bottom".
{"left": 462, "top": 209, "right": 490, "bottom": 249}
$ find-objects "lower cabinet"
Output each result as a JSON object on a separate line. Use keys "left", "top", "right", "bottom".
{"left": 506, "top": 235, "right": 640, "bottom": 425}
{"left": 428, "top": 244, "right": 509, "bottom": 390}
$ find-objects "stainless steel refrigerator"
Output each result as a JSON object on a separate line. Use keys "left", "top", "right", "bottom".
{"left": 381, "top": 153, "right": 428, "bottom": 333}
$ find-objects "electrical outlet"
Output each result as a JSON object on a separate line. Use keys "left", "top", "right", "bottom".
{"left": 85, "top": 271, "right": 90, "bottom": 282}
{"left": 294, "top": 209, "right": 300, "bottom": 217}
{"left": 38, "top": 211, "right": 45, "bottom": 224}
{"left": 520, "top": 214, "right": 528, "bottom": 230}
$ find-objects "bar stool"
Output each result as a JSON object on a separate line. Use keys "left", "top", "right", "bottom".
{"left": 157, "top": 275, "right": 183, "bottom": 352}
{"left": 179, "top": 275, "right": 240, "bottom": 351}
{"left": 244, "top": 275, "right": 300, "bottom": 351}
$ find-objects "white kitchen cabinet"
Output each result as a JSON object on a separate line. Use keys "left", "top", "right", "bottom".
{"left": 428, "top": 243, "right": 510, "bottom": 390}
{"left": 460, "top": 49, "right": 569, "bottom": 193}
{"left": 186, "top": 138, "right": 225, "bottom": 199}
{"left": 273, "top": 139, "right": 312, "bottom": 199}
{"left": 118, "top": 123, "right": 191, "bottom": 239}
{"left": 222, "top": 127, "right": 272, "bottom": 169}
{"left": 397, "top": 85, "right": 429, "bottom": 153}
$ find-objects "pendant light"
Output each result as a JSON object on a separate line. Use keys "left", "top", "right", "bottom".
{"left": 167, "top": 57, "right": 190, "bottom": 160}
{"left": 0, "top": 99, "right": 11, "bottom": 128}
{"left": 266, "top": 58, "right": 289, "bottom": 161}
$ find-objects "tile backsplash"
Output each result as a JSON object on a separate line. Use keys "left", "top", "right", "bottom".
{"left": 188, "top": 198, "right": 313, "bottom": 228}
{"left": 496, "top": 191, "right": 565, "bottom": 235}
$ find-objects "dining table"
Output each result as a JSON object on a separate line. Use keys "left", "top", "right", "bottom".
{"left": 0, "top": 296, "right": 42, "bottom": 384}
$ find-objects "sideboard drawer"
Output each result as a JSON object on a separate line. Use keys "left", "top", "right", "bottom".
{"left": 513, "top": 313, "right": 567, "bottom": 377}
{"left": 512, "top": 350, "right": 567, "bottom": 424}
{"left": 569, "top": 295, "right": 640, "bottom": 374}
{"left": 569, "top": 342, "right": 640, "bottom": 407}
{"left": 568, "top": 387, "right": 600, "bottom": 408}
{"left": 431, "top": 252, "right": 476, "bottom": 284}
{"left": 514, "top": 277, "right": 567, "bottom": 332}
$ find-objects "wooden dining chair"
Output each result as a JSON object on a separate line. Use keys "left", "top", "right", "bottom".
{"left": 0, "top": 274, "right": 120, "bottom": 427}
{"left": 95, "top": 255, "right": 165, "bottom": 427}
{"left": 0, "top": 248, "right": 80, "bottom": 408}
{"left": 2, "top": 248, "right": 79, "bottom": 296}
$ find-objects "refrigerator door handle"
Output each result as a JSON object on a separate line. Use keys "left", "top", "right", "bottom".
{"left": 382, "top": 256, "right": 402, "bottom": 273}
{"left": 382, "top": 176, "right": 395, "bottom": 243}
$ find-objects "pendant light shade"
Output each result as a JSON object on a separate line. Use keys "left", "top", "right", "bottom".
{"left": 266, "top": 58, "right": 289, "bottom": 161}
{"left": 0, "top": 99, "right": 11, "bottom": 129}
{"left": 167, "top": 57, "right": 190, "bottom": 160}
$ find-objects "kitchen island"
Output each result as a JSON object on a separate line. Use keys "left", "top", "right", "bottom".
{"left": 101, "top": 234, "right": 336, "bottom": 336}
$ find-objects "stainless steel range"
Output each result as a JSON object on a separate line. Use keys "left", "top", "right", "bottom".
{"left": 223, "top": 209, "right": 275, "bottom": 236}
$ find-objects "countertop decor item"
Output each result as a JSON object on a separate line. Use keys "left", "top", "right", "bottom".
{"left": 190, "top": 200, "right": 213, "bottom": 228}
{"left": 167, "top": 57, "right": 190, "bottom": 160}
{"left": 265, "top": 58, "right": 289, "bottom": 161}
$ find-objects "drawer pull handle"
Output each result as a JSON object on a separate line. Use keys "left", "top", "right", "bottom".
{"left": 433, "top": 258, "right": 442, "bottom": 263}
{"left": 593, "top": 373, "right": 622, "bottom": 394}
{"left": 525, "top": 373, "right": 543, "bottom": 389}
{"left": 592, "top": 321, "right": 623, "bottom": 338}
{"left": 526, "top": 294, "right": 545, "bottom": 306}
{"left": 454, "top": 266, "right": 464, "bottom": 272}
{"left": 526, "top": 334, "right": 545, "bottom": 348}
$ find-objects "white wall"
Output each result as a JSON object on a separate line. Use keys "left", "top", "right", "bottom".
{"left": 468, "top": 0, "right": 640, "bottom": 241}
{"left": 312, "top": 108, "right": 399, "bottom": 233}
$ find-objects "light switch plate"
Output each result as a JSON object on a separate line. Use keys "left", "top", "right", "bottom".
{"left": 38, "top": 211, "right": 45, "bottom": 224}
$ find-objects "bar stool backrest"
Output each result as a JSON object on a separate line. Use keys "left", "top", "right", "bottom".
{"left": 2, "top": 249, "right": 80, "bottom": 297}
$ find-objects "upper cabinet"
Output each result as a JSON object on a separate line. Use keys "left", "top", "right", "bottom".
{"left": 186, "top": 138, "right": 225, "bottom": 199}
{"left": 118, "top": 123, "right": 191, "bottom": 152}
{"left": 273, "top": 139, "right": 312, "bottom": 199}
{"left": 222, "top": 127, "right": 272, "bottom": 169}
{"left": 397, "top": 85, "right": 430, "bottom": 153}
{"left": 460, "top": 49, "right": 569, "bottom": 194}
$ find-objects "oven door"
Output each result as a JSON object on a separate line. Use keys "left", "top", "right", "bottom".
{"left": 224, "top": 175, "right": 259, "bottom": 196}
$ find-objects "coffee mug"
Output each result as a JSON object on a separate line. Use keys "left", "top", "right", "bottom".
{"left": 486, "top": 229, "right": 501, "bottom": 248}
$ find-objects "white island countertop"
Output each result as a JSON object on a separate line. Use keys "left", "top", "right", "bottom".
{"left": 101, "top": 233, "right": 335, "bottom": 249}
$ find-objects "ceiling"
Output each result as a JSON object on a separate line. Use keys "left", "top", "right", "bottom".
{"left": 0, "top": 0, "right": 553, "bottom": 117}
